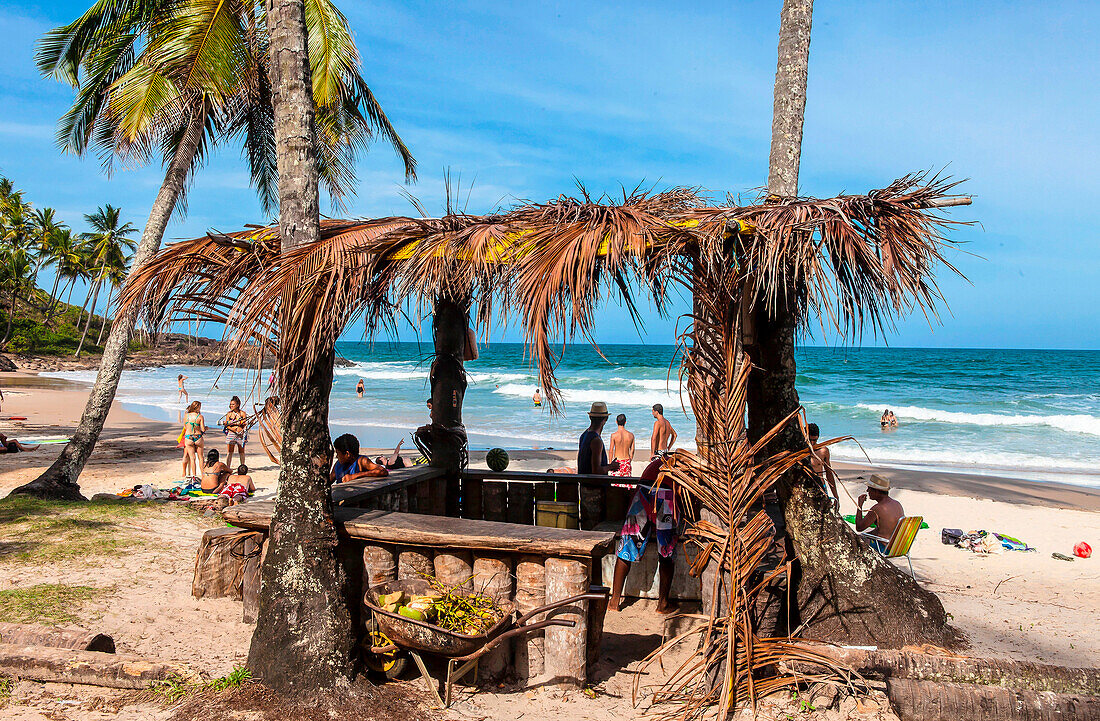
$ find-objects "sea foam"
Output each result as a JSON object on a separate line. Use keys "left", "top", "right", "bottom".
{"left": 856, "top": 403, "right": 1100, "bottom": 437}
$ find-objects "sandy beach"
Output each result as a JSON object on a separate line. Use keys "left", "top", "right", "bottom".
{"left": 1, "top": 369, "right": 1098, "bottom": 719}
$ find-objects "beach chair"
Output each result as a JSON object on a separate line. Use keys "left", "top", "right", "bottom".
{"left": 860, "top": 515, "right": 923, "bottom": 578}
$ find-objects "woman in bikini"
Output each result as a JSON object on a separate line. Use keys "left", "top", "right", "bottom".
{"left": 222, "top": 396, "right": 248, "bottom": 467}
{"left": 181, "top": 401, "right": 206, "bottom": 482}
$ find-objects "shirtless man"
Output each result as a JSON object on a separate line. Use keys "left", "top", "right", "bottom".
{"left": 532, "top": 388, "right": 542, "bottom": 407}
{"left": 608, "top": 413, "right": 635, "bottom": 476}
{"left": 217, "top": 464, "right": 255, "bottom": 504}
{"left": 650, "top": 404, "right": 677, "bottom": 458}
{"left": 807, "top": 423, "right": 839, "bottom": 508}
{"left": 855, "top": 474, "right": 904, "bottom": 552}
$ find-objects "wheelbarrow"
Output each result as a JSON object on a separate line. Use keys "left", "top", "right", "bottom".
{"left": 363, "top": 578, "right": 607, "bottom": 707}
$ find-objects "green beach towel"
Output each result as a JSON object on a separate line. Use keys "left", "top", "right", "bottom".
{"left": 844, "top": 514, "right": 928, "bottom": 530}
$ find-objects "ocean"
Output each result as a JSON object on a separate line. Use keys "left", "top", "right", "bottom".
{"left": 43, "top": 344, "right": 1100, "bottom": 489}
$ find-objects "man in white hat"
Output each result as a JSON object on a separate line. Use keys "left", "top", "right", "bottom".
{"left": 855, "top": 474, "right": 904, "bottom": 552}
{"left": 578, "top": 401, "right": 620, "bottom": 475}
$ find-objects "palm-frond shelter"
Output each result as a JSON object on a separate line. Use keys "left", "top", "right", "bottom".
{"left": 120, "top": 173, "right": 970, "bottom": 713}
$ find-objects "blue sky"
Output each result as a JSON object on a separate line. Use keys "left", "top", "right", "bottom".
{"left": 1, "top": 1, "right": 1097, "bottom": 349}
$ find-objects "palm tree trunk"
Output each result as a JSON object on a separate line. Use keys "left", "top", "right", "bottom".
{"left": 46, "top": 271, "right": 62, "bottom": 318}
{"left": 746, "top": 0, "right": 960, "bottom": 648}
{"left": 75, "top": 272, "right": 104, "bottom": 357}
{"left": 76, "top": 279, "right": 94, "bottom": 328}
{"left": 95, "top": 285, "right": 114, "bottom": 346}
{"left": 9, "top": 109, "right": 206, "bottom": 502}
{"left": 246, "top": 0, "right": 354, "bottom": 692}
{"left": 2, "top": 288, "right": 16, "bottom": 346}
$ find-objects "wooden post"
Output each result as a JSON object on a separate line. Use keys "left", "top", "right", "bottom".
{"left": 463, "top": 476, "right": 484, "bottom": 519}
{"left": 472, "top": 554, "right": 514, "bottom": 681}
{"left": 507, "top": 482, "right": 534, "bottom": 525}
{"left": 586, "top": 584, "right": 610, "bottom": 672}
{"left": 483, "top": 482, "right": 507, "bottom": 522}
{"left": 557, "top": 480, "right": 578, "bottom": 504}
{"left": 363, "top": 544, "right": 397, "bottom": 590}
{"left": 414, "top": 479, "right": 430, "bottom": 515}
{"left": 398, "top": 548, "right": 434, "bottom": 581}
{"left": 514, "top": 555, "right": 547, "bottom": 681}
{"left": 544, "top": 557, "right": 590, "bottom": 686}
{"left": 534, "top": 481, "right": 555, "bottom": 503}
{"left": 241, "top": 534, "right": 265, "bottom": 624}
{"left": 434, "top": 550, "right": 474, "bottom": 592}
{"left": 579, "top": 484, "right": 604, "bottom": 530}
{"left": 429, "top": 477, "right": 447, "bottom": 517}
{"left": 193, "top": 527, "right": 259, "bottom": 599}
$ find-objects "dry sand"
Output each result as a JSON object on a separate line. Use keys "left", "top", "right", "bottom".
{"left": 1, "top": 370, "right": 1098, "bottom": 720}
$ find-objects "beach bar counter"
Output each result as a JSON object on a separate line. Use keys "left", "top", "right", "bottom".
{"left": 200, "top": 464, "right": 623, "bottom": 688}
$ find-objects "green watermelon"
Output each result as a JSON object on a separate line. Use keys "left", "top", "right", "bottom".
{"left": 486, "top": 447, "right": 509, "bottom": 471}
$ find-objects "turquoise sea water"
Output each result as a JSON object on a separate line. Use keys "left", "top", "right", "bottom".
{"left": 44, "top": 344, "right": 1100, "bottom": 488}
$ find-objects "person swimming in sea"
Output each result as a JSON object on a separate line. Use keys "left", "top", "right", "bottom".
{"left": 532, "top": 388, "right": 542, "bottom": 407}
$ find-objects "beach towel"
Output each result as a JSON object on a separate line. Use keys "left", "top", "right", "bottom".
{"left": 845, "top": 515, "right": 929, "bottom": 530}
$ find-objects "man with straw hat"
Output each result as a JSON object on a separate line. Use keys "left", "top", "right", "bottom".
{"left": 855, "top": 474, "right": 905, "bottom": 552}
{"left": 577, "top": 401, "right": 619, "bottom": 475}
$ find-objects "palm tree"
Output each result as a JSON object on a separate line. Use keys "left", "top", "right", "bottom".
{"left": 38, "top": 224, "right": 72, "bottom": 319}
{"left": 44, "top": 228, "right": 85, "bottom": 325}
{"left": 243, "top": 0, "right": 355, "bottom": 691}
{"left": 74, "top": 205, "right": 136, "bottom": 357}
{"left": 30, "top": 208, "right": 67, "bottom": 304}
{"left": 0, "top": 247, "right": 32, "bottom": 347}
{"left": 95, "top": 253, "right": 128, "bottom": 346}
{"left": 18, "top": 0, "right": 415, "bottom": 500}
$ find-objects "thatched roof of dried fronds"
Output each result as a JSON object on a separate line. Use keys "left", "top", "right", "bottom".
{"left": 118, "top": 173, "right": 969, "bottom": 407}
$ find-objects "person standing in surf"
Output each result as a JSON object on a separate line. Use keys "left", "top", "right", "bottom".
{"left": 356, "top": 379, "right": 364, "bottom": 398}
{"left": 609, "top": 413, "right": 635, "bottom": 477}
{"left": 177, "top": 374, "right": 189, "bottom": 402}
{"left": 532, "top": 388, "right": 542, "bottom": 407}
{"left": 650, "top": 404, "right": 677, "bottom": 458}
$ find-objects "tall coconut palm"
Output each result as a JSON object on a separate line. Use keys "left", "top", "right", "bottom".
{"left": 31, "top": 208, "right": 69, "bottom": 310}
{"left": 44, "top": 228, "right": 84, "bottom": 325}
{"left": 95, "top": 253, "right": 128, "bottom": 346}
{"left": 75, "top": 205, "right": 136, "bottom": 357}
{"left": 244, "top": 0, "right": 354, "bottom": 691}
{"left": 738, "top": 0, "right": 960, "bottom": 647}
{"left": 16, "top": 0, "right": 415, "bottom": 500}
{"left": 0, "top": 247, "right": 32, "bottom": 347}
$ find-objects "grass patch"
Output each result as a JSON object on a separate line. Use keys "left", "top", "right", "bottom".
{"left": 146, "top": 666, "right": 253, "bottom": 704}
{"left": 0, "top": 675, "right": 11, "bottom": 708}
{"left": 0, "top": 584, "right": 106, "bottom": 625}
{"left": 0, "top": 496, "right": 152, "bottom": 564}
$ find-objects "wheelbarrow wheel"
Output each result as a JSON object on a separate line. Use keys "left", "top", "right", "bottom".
{"left": 365, "top": 630, "right": 407, "bottom": 679}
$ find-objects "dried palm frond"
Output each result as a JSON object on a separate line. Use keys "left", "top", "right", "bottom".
{"left": 634, "top": 358, "right": 859, "bottom": 719}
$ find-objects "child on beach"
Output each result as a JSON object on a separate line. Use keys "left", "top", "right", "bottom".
{"left": 222, "top": 396, "right": 248, "bottom": 467}
{"left": 181, "top": 401, "right": 206, "bottom": 482}
{"left": 331, "top": 434, "right": 388, "bottom": 483}
{"left": 218, "top": 464, "right": 255, "bottom": 504}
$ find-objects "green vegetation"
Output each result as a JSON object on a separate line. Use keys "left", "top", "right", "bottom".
{"left": 0, "top": 176, "right": 137, "bottom": 357}
{"left": 0, "top": 584, "right": 106, "bottom": 625}
{"left": 0, "top": 674, "right": 11, "bottom": 707}
{"left": 0, "top": 496, "right": 152, "bottom": 564}
{"left": 148, "top": 666, "right": 253, "bottom": 703}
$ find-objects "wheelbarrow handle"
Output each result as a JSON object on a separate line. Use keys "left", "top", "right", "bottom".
{"left": 515, "top": 591, "right": 610, "bottom": 627}
{"left": 452, "top": 618, "right": 575, "bottom": 663}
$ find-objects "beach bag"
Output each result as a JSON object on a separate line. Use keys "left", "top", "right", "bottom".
{"left": 1075, "top": 541, "right": 1092, "bottom": 559}
{"left": 941, "top": 528, "right": 964, "bottom": 545}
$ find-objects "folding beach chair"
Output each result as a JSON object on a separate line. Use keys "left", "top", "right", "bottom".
{"left": 861, "top": 515, "right": 923, "bottom": 578}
